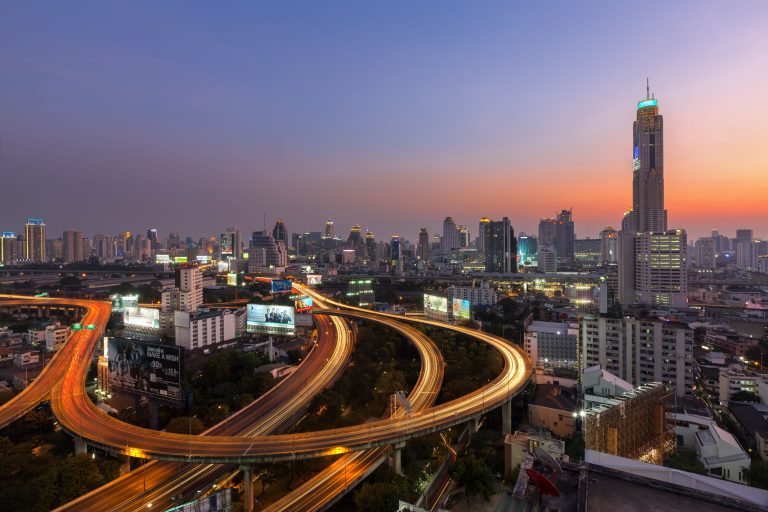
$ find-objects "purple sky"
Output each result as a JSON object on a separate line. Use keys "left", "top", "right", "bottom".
{"left": 2, "top": 1, "right": 767, "bottom": 243}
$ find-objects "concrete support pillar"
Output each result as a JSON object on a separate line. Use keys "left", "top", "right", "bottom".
{"left": 502, "top": 400, "right": 512, "bottom": 435}
{"left": 241, "top": 465, "right": 254, "bottom": 512}
{"left": 392, "top": 445, "right": 403, "bottom": 475}
{"left": 74, "top": 437, "right": 88, "bottom": 456}
{"left": 119, "top": 457, "right": 131, "bottom": 474}
{"left": 469, "top": 415, "right": 480, "bottom": 435}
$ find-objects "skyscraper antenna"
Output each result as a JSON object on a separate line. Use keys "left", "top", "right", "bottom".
{"left": 646, "top": 78, "right": 650, "bottom": 100}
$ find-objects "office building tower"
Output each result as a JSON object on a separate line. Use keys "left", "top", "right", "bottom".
{"left": 248, "top": 231, "right": 284, "bottom": 271}
{"left": 482, "top": 217, "right": 517, "bottom": 273}
{"left": 272, "top": 219, "right": 289, "bottom": 247}
{"left": 517, "top": 232, "right": 537, "bottom": 266}
{"left": 694, "top": 238, "right": 716, "bottom": 269}
{"left": 710, "top": 229, "right": 730, "bottom": 253}
{"left": 62, "top": 230, "right": 84, "bottom": 264}
{"left": 442, "top": 216, "right": 460, "bottom": 253}
{"left": 168, "top": 232, "right": 181, "bottom": 250}
{"left": 82, "top": 237, "right": 93, "bottom": 261}
{"left": 323, "top": 220, "right": 334, "bottom": 239}
{"left": 581, "top": 314, "right": 693, "bottom": 396}
{"left": 478, "top": 217, "right": 491, "bottom": 258}
{"left": 458, "top": 225, "right": 470, "bottom": 248}
{"left": 147, "top": 228, "right": 159, "bottom": 255}
{"left": 538, "top": 247, "right": 558, "bottom": 273}
{"left": 555, "top": 209, "right": 575, "bottom": 261}
{"left": 574, "top": 238, "right": 601, "bottom": 265}
{"left": 524, "top": 321, "right": 579, "bottom": 368}
{"left": 0, "top": 232, "right": 17, "bottom": 264}
{"left": 736, "top": 229, "right": 753, "bottom": 243}
{"left": 417, "top": 228, "right": 430, "bottom": 261}
{"left": 599, "top": 227, "right": 618, "bottom": 265}
{"left": 365, "top": 230, "right": 377, "bottom": 264}
{"left": 619, "top": 85, "right": 687, "bottom": 308}
{"left": 736, "top": 238, "right": 760, "bottom": 271}
{"left": 625, "top": 82, "right": 667, "bottom": 233}
{"left": 390, "top": 235, "right": 401, "bottom": 271}
{"left": 24, "top": 218, "right": 46, "bottom": 262}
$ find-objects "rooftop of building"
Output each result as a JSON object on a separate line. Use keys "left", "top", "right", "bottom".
{"left": 527, "top": 320, "right": 576, "bottom": 334}
{"left": 529, "top": 383, "right": 578, "bottom": 412}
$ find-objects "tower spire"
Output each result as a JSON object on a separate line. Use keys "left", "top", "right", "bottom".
{"left": 646, "top": 77, "right": 650, "bottom": 100}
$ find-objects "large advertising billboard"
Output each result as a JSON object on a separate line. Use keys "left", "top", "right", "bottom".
{"left": 111, "top": 294, "right": 139, "bottom": 313}
{"left": 271, "top": 279, "right": 293, "bottom": 294}
{"left": 294, "top": 295, "right": 313, "bottom": 312}
{"left": 247, "top": 304, "right": 295, "bottom": 331}
{"left": 423, "top": 294, "right": 448, "bottom": 314}
{"left": 452, "top": 298, "right": 471, "bottom": 319}
{"left": 123, "top": 307, "right": 161, "bottom": 329}
{"left": 107, "top": 337, "right": 183, "bottom": 402}
{"left": 226, "top": 272, "right": 238, "bottom": 286}
{"left": 307, "top": 274, "right": 322, "bottom": 286}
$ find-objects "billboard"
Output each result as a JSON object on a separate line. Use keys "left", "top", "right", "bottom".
{"left": 123, "top": 307, "right": 161, "bottom": 329}
{"left": 295, "top": 313, "right": 314, "bottom": 327}
{"left": 155, "top": 254, "right": 171, "bottom": 264}
{"left": 307, "top": 274, "right": 322, "bottom": 286}
{"left": 196, "top": 255, "right": 210, "bottom": 264}
{"left": 271, "top": 279, "right": 292, "bottom": 294}
{"left": 111, "top": 294, "right": 139, "bottom": 313}
{"left": 423, "top": 294, "right": 448, "bottom": 314}
{"left": 247, "top": 304, "right": 295, "bottom": 331}
{"left": 294, "top": 295, "right": 313, "bottom": 312}
{"left": 226, "top": 272, "right": 238, "bottom": 286}
{"left": 174, "top": 256, "right": 188, "bottom": 264}
{"left": 452, "top": 298, "right": 471, "bottom": 319}
{"left": 106, "top": 337, "right": 183, "bottom": 402}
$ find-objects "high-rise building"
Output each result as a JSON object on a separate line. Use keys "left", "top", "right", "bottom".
{"left": 323, "top": 220, "right": 334, "bottom": 240}
{"left": 555, "top": 209, "right": 575, "bottom": 261}
{"left": 538, "top": 218, "right": 556, "bottom": 248}
{"left": 390, "top": 235, "right": 401, "bottom": 271}
{"left": 619, "top": 85, "right": 687, "bottom": 308}
{"left": 1, "top": 232, "right": 18, "bottom": 264}
{"left": 694, "top": 238, "right": 716, "bottom": 269}
{"left": 64, "top": 229, "right": 85, "bottom": 264}
{"left": 147, "top": 228, "right": 159, "bottom": 255}
{"left": 517, "top": 232, "right": 537, "bottom": 266}
{"left": 599, "top": 227, "right": 618, "bottom": 265}
{"left": 626, "top": 82, "right": 667, "bottom": 233}
{"left": 417, "top": 228, "right": 430, "bottom": 261}
{"left": 24, "top": 218, "right": 46, "bottom": 262}
{"left": 478, "top": 217, "right": 491, "bottom": 258}
{"left": 736, "top": 238, "right": 760, "bottom": 271}
{"left": 482, "top": 217, "right": 517, "bottom": 273}
{"left": 442, "top": 216, "right": 460, "bottom": 253}
{"left": 458, "top": 225, "right": 470, "bottom": 248}
{"left": 272, "top": 219, "right": 288, "bottom": 247}
{"left": 248, "top": 231, "right": 284, "bottom": 271}
{"left": 365, "top": 230, "right": 376, "bottom": 264}
{"left": 581, "top": 314, "right": 693, "bottom": 397}
{"left": 537, "top": 247, "right": 558, "bottom": 273}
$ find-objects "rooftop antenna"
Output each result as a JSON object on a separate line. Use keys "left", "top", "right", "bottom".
{"left": 646, "top": 78, "right": 650, "bottom": 100}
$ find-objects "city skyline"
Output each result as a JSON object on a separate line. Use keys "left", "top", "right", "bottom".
{"left": 2, "top": 2, "right": 768, "bottom": 241}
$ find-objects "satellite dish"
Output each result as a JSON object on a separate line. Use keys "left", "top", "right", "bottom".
{"left": 534, "top": 447, "right": 562, "bottom": 474}
{"left": 526, "top": 468, "right": 560, "bottom": 497}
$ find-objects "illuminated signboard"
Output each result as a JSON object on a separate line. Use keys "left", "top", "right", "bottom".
{"left": 174, "top": 256, "right": 188, "bottom": 264}
{"left": 226, "top": 273, "right": 238, "bottom": 286}
{"left": 271, "top": 279, "right": 292, "bottom": 294}
{"left": 247, "top": 304, "right": 295, "bottom": 332}
{"left": 123, "top": 307, "right": 161, "bottom": 329}
{"left": 156, "top": 254, "right": 171, "bottom": 264}
{"left": 452, "top": 298, "right": 471, "bottom": 319}
{"left": 423, "top": 294, "right": 448, "bottom": 314}
{"left": 196, "top": 255, "right": 209, "bottom": 263}
{"left": 217, "top": 261, "right": 230, "bottom": 272}
{"left": 107, "top": 337, "right": 183, "bottom": 402}
{"left": 110, "top": 294, "right": 139, "bottom": 313}
{"left": 307, "top": 274, "right": 322, "bottom": 286}
{"left": 294, "top": 295, "right": 313, "bottom": 312}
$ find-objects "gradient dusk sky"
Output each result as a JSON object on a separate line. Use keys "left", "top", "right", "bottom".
{"left": 1, "top": 1, "right": 767, "bottom": 243}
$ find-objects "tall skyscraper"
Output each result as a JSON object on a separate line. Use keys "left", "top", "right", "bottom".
{"left": 694, "top": 237, "right": 716, "bottom": 269}
{"left": 272, "top": 219, "right": 288, "bottom": 247}
{"left": 24, "top": 218, "right": 46, "bottom": 262}
{"left": 599, "top": 227, "right": 618, "bottom": 265}
{"left": 390, "top": 235, "right": 401, "bottom": 271}
{"left": 442, "top": 216, "right": 460, "bottom": 253}
{"left": 62, "top": 229, "right": 84, "bottom": 264}
{"left": 626, "top": 82, "right": 667, "bottom": 233}
{"left": 478, "top": 217, "right": 490, "bottom": 257}
{"left": 323, "top": 220, "right": 334, "bottom": 239}
{"left": 517, "top": 232, "right": 537, "bottom": 266}
{"left": 0, "top": 232, "right": 17, "bottom": 264}
{"left": 417, "top": 228, "right": 430, "bottom": 261}
{"left": 365, "top": 230, "right": 377, "bottom": 264}
{"left": 482, "top": 217, "right": 517, "bottom": 273}
{"left": 555, "top": 209, "right": 575, "bottom": 261}
{"left": 619, "top": 85, "right": 687, "bottom": 308}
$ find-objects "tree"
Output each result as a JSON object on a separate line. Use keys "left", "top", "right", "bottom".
{"left": 354, "top": 481, "right": 400, "bottom": 512}
{"left": 165, "top": 416, "right": 204, "bottom": 434}
{"left": 747, "top": 460, "right": 768, "bottom": 489}
{"left": 450, "top": 451, "right": 494, "bottom": 506}
{"left": 664, "top": 448, "right": 706, "bottom": 475}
